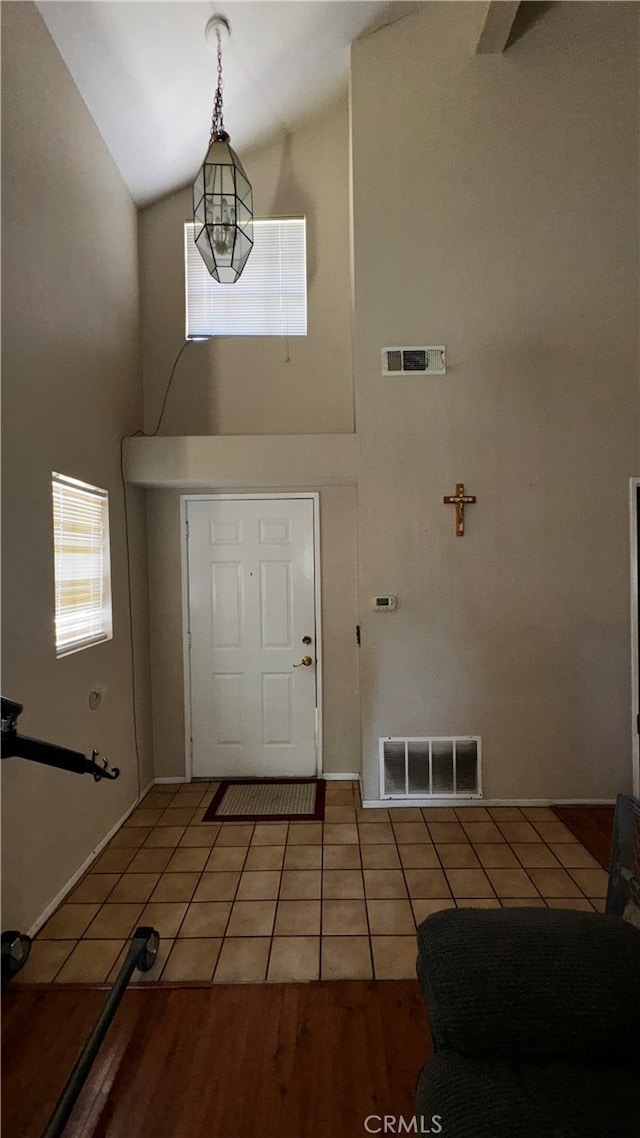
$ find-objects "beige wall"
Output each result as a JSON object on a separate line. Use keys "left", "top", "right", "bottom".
{"left": 146, "top": 486, "right": 360, "bottom": 780}
{"left": 139, "top": 98, "right": 354, "bottom": 437}
{"left": 352, "top": 1, "right": 639, "bottom": 801}
{"left": 1, "top": 3, "right": 152, "bottom": 931}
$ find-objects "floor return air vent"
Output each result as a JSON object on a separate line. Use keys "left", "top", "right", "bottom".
{"left": 380, "top": 736, "right": 482, "bottom": 799}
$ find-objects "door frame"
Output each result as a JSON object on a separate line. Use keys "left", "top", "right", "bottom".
{"left": 180, "top": 492, "right": 323, "bottom": 782}
{"left": 631, "top": 478, "right": 640, "bottom": 798}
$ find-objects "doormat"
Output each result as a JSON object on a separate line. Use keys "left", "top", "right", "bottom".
{"left": 202, "top": 778, "right": 326, "bottom": 823}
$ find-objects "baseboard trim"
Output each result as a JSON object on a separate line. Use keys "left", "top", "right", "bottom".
{"left": 323, "top": 773, "right": 360, "bottom": 781}
{"left": 154, "top": 776, "right": 187, "bottom": 784}
{"left": 361, "top": 797, "right": 617, "bottom": 809}
{"left": 26, "top": 779, "right": 155, "bottom": 939}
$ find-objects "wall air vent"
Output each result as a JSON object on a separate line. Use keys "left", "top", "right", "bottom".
{"left": 382, "top": 346, "right": 446, "bottom": 376}
{"left": 380, "top": 736, "right": 482, "bottom": 799}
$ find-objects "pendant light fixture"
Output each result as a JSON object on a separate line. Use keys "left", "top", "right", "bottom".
{"left": 193, "top": 14, "right": 253, "bottom": 283}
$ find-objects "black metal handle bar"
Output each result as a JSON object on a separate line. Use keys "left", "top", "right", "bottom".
{"left": 1, "top": 698, "right": 119, "bottom": 781}
{"left": 40, "top": 926, "right": 160, "bottom": 1138}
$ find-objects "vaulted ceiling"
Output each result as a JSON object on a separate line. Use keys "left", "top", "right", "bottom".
{"left": 37, "top": 1, "right": 425, "bottom": 207}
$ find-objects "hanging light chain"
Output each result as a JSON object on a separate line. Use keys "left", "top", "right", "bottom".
{"left": 210, "top": 28, "right": 226, "bottom": 141}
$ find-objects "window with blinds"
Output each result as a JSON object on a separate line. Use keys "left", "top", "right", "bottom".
{"left": 185, "top": 217, "right": 307, "bottom": 338}
{"left": 52, "top": 473, "right": 112, "bottom": 657}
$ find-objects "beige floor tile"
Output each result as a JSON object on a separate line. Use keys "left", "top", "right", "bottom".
{"left": 283, "top": 845, "right": 322, "bottom": 870}
{"left": 485, "top": 868, "right": 539, "bottom": 899}
{"left": 361, "top": 845, "right": 401, "bottom": 870}
{"left": 215, "top": 824, "right": 255, "bottom": 847}
{"left": 397, "top": 845, "right": 438, "bottom": 869}
{"left": 211, "top": 937, "right": 266, "bottom": 983}
{"left": 251, "top": 823, "right": 289, "bottom": 846}
{"left": 422, "top": 808, "right": 458, "bottom": 821}
{"left": 411, "top": 899, "right": 456, "bottom": 924}
{"left": 371, "top": 936, "right": 418, "bottom": 980}
{"left": 108, "top": 874, "right": 161, "bottom": 904}
{"left": 435, "top": 845, "right": 480, "bottom": 869}
{"left": 93, "top": 848, "right": 136, "bottom": 873}
{"left": 236, "top": 871, "right": 281, "bottom": 901}
{"left": 591, "top": 897, "right": 606, "bottom": 913}
{"left": 511, "top": 844, "right": 560, "bottom": 869}
{"left": 457, "top": 899, "right": 502, "bottom": 909}
{"left": 527, "top": 867, "right": 583, "bottom": 897}
{"left": 163, "top": 938, "right": 221, "bottom": 981}
{"left": 388, "top": 808, "right": 425, "bottom": 821}
{"left": 546, "top": 897, "right": 595, "bottom": 911}
{"left": 178, "top": 902, "right": 231, "bottom": 937}
{"left": 445, "top": 869, "right": 495, "bottom": 899}
{"left": 128, "top": 848, "right": 173, "bottom": 873}
{"left": 158, "top": 807, "right": 198, "bottom": 827}
{"left": 13, "top": 940, "right": 74, "bottom": 983}
{"left": 39, "top": 903, "right": 100, "bottom": 939}
{"left": 474, "top": 844, "right": 519, "bottom": 868}
{"left": 173, "top": 789, "right": 207, "bottom": 806}
{"left": 366, "top": 899, "right": 415, "bottom": 935}
{"left": 56, "top": 940, "right": 123, "bottom": 983}
{"left": 323, "top": 844, "right": 363, "bottom": 870}
{"left": 226, "top": 900, "right": 276, "bottom": 937}
{"left": 322, "top": 899, "right": 368, "bottom": 936}
{"left": 323, "top": 823, "right": 359, "bottom": 845}
{"left": 144, "top": 827, "right": 186, "bottom": 848}
{"left": 242, "top": 846, "right": 283, "bottom": 871}
{"left": 324, "top": 806, "right": 357, "bottom": 824}
{"left": 69, "top": 874, "right": 121, "bottom": 904}
{"left": 355, "top": 808, "right": 390, "bottom": 822}
{"left": 321, "top": 936, "right": 372, "bottom": 980}
{"left": 532, "top": 822, "right": 578, "bottom": 843}
{"left": 179, "top": 825, "right": 220, "bottom": 848}
{"left": 404, "top": 869, "right": 451, "bottom": 899}
{"left": 109, "top": 828, "right": 150, "bottom": 849}
{"left": 358, "top": 824, "right": 395, "bottom": 845}
{"left": 165, "top": 848, "right": 210, "bottom": 873}
{"left": 501, "top": 898, "right": 547, "bottom": 908}
{"left": 395, "top": 823, "right": 432, "bottom": 844}
{"left": 322, "top": 870, "right": 364, "bottom": 899}
{"left": 548, "top": 843, "right": 601, "bottom": 869}
{"left": 206, "top": 847, "right": 248, "bottom": 872}
{"left": 288, "top": 822, "right": 323, "bottom": 844}
{"left": 125, "top": 808, "right": 164, "bottom": 827}
{"left": 567, "top": 867, "right": 609, "bottom": 897}
{"left": 280, "top": 870, "right": 322, "bottom": 899}
{"left": 461, "top": 822, "right": 504, "bottom": 843}
{"left": 268, "top": 937, "right": 319, "bottom": 982}
{"left": 521, "top": 807, "right": 557, "bottom": 821}
{"left": 84, "top": 904, "right": 144, "bottom": 939}
{"left": 488, "top": 808, "right": 524, "bottom": 821}
{"left": 363, "top": 870, "right": 407, "bottom": 899}
{"left": 140, "top": 792, "right": 175, "bottom": 810}
{"left": 454, "top": 807, "right": 491, "bottom": 822}
{"left": 139, "top": 902, "right": 189, "bottom": 938}
{"left": 193, "top": 872, "right": 240, "bottom": 902}
{"left": 274, "top": 900, "right": 321, "bottom": 936}
{"left": 497, "top": 821, "right": 540, "bottom": 843}
{"left": 427, "top": 823, "right": 467, "bottom": 843}
{"left": 325, "top": 787, "right": 354, "bottom": 804}
{"left": 150, "top": 873, "right": 200, "bottom": 903}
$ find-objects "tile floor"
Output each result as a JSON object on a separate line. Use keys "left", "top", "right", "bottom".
{"left": 20, "top": 782, "right": 609, "bottom": 986}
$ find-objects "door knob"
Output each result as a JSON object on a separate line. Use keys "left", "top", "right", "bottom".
{"left": 293, "top": 656, "right": 313, "bottom": 668}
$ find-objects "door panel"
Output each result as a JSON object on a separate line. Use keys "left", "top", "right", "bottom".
{"left": 187, "top": 498, "right": 318, "bottom": 778}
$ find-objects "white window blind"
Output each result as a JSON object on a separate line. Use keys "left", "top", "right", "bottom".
{"left": 185, "top": 217, "right": 307, "bottom": 338}
{"left": 52, "top": 473, "right": 112, "bottom": 657}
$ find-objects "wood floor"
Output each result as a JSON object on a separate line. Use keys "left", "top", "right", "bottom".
{"left": 1, "top": 981, "right": 429, "bottom": 1138}
{"left": 551, "top": 805, "right": 614, "bottom": 868}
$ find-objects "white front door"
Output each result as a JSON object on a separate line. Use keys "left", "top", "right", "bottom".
{"left": 186, "top": 497, "right": 319, "bottom": 778}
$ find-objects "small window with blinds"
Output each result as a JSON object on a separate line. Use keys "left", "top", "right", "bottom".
{"left": 52, "top": 473, "right": 112, "bottom": 657}
{"left": 185, "top": 217, "right": 307, "bottom": 338}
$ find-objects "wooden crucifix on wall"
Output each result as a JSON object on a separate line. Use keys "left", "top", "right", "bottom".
{"left": 443, "top": 482, "right": 476, "bottom": 536}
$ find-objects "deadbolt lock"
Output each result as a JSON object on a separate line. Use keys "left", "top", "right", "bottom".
{"left": 302, "top": 635, "right": 312, "bottom": 645}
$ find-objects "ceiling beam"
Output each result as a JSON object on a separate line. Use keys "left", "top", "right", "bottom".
{"left": 475, "top": 2, "right": 521, "bottom": 54}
